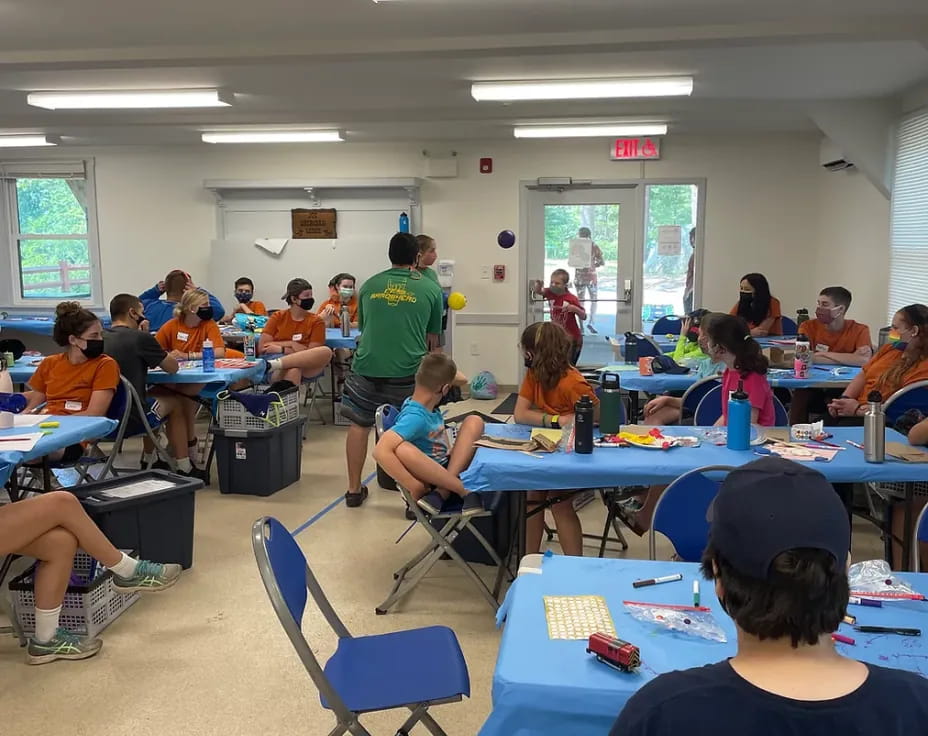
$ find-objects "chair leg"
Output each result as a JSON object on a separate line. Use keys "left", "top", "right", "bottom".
{"left": 417, "top": 709, "right": 449, "bottom": 736}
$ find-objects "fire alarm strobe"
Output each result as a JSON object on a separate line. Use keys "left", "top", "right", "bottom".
{"left": 493, "top": 265, "right": 506, "bottom": 281}
{"left": 480, "top": 157, "right": 493, "bottom": 174}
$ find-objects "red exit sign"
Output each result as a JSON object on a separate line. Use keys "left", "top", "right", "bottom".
{"left": 610, "top": 137, "right": 661, "bottom": 161}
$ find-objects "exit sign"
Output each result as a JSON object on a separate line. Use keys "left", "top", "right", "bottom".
{"left": 610, "top": 137, "right": 661, "bottom": 161}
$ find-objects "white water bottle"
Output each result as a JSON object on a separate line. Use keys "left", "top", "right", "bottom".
{"left": 0, "top": 365, "right": 13, "bottom": 428}
{"left": 243, "top": 331, "right": 256, "bottom": 359}
{"left": 794, "top": 334, "right": 811, "bottom": 379}
{"left": 202, "top": 339, "right": 215, "bottom": 372}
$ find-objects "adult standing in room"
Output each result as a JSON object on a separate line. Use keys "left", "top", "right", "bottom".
{"left": 339, "top": 232, "right": 444, "bottom": 507}
{"left": 730, "top": 272, "right": 782, "bottom": 337}
{"left": 573, "top": 227, "right": 604, "bottom": 334}
{"left": 682, "top": 227, "right": 696, "bottom": 314}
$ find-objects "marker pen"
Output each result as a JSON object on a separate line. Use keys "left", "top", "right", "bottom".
{"left": 692, "top": 579, "right": 700, "bottom": 607}
{"left": 831, "top": 633, "right": 856, "bottom": 645}
{"left": 632, "top": 573, "right": 683, "bottom": 589}
{"left": 848, "top": 596, "right": 882, "bottom": 608}
{"left": 854, "top": 626, "right": 921, "bottom": 636}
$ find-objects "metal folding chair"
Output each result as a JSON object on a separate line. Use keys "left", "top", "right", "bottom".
{"left": 302, "top": 372, "right": 328, "bottom": 425}
{"left": 780, "top": 316, "right": 798, "bottom": 335}
{"left": 373, "top": 405, "right": 509, "bottom": 614}
{"left": 680, "top": 376, "right": 721, "bottom": 426}
{"left": 912, "top": 503, "right": 928, "bottom": 572}
{"left": 252, "top": 517, "right": 470, "bottom": 736}
{"left": 693, "top": 384, "right": 788, "bottom": 426}
{"left": 651, "top": 315, "right": 685, "bottom": 336}
{"left": 649, "top": 465, "right": 734, "bottom": 560}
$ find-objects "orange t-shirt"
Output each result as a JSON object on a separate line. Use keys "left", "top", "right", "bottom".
{"left": 263, "top": 308, "right": 326, "bottom": 347}
{"left": 729, "top": 296, "right": 783, "bottom": 335}
{"left": 236, "top": 301, "right": 267, "bottom": 316}
{"left": 28, "top": 353, "right": 120, "bottom": 416}
{"left": 518, "top": 366, "right": 599, "bottom": 415}
{"left": 857, "top": 344, "right": 928, "bottom": 402}
{"left": 799, "top": 319, "right": 871, "bottom": 356}
{"left": 316, "top": 297, "right": 359, "bottom": 328}
{"left": 155, "top": 317, "right": 223, "bottom": 354}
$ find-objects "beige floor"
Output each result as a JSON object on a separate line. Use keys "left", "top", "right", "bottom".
{"left": 0, "top": 398, "right": 884, "bottom": 735}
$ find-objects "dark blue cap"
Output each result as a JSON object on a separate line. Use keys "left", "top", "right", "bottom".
{"left": 708, "top": 456, "right": 850, "bottom": 580}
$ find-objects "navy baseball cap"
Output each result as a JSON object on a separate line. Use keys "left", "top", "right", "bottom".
{"left": 708, "top": 456, "right": 850, "bottom": 580}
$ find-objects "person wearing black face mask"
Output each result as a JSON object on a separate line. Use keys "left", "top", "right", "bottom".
{"left": 222, "top": 276, "right": 268, "bottom": 324}
{"left": 730, "top": 273, "right": 782, "bottom": 337}
{"left": 258, "top": 277, "right": 333, "bottom": 391}
{"left": 22, "top": 302, "right": 121, "bottom": 461}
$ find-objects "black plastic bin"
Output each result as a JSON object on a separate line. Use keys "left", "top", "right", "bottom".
{"left": 74, "top": 470, "right": 203, "bottom": 569}
{"left": 211, "top": 418, "right": 305, "bottom": 496}
{"left": 430, "top": 491, "right": 517, "bottom": 566}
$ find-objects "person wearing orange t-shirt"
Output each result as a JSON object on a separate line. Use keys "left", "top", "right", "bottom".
{"left": 258, "top": 278, "right": 333, "bottom": 390}
{"left": 514, "top": 322, "right": 599, "bottom": 557}
{"left": 23, "top": 302, "right": 119, "bottom": 462}
{"left": 730, "top": 272, "right": 782, "bottom": 337}
{"left": 789, "top": 287, "right": 874, "bottom": 423}
{"left": 221, "top": 276, "right": 268, "bottom": 324}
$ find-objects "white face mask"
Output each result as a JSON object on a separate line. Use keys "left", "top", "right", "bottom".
{"left": 338, "top": 287, "right": 354, "bottom": 299}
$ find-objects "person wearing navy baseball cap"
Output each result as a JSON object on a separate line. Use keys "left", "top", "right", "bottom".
{"left": 611, "top": 457, "right": 928, "bottom": 736}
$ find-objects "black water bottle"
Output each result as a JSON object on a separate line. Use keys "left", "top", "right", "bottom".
{"left": 574, "top": 395, "right": 595, "bottom": 454}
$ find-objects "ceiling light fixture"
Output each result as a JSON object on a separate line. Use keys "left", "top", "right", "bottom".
{"left": 201, "top": 130, "right": 344, "bottom": 144}
{"left": 27, "top": 89, "right": 232, "bottom": 110}
{"left": 0, "top": 135, "right": 58, "bottom": 147}
{"left": 513, "top": 123, "right": 668, "bottom": 139}
{"left": 472, "top": 77, "right": 693, "bottom": 102}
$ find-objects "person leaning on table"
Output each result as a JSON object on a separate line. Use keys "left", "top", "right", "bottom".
{"left": 610, "top": 457, "right": 928, "bottom": 736}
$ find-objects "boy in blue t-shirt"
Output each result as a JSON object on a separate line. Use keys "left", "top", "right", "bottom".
{"left": 373, "top": 353, "right": 484, "bottom": 515}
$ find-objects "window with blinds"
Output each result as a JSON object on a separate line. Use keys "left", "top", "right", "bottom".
{"left": 889, "top": 110, "right": 928, "bottom": 320}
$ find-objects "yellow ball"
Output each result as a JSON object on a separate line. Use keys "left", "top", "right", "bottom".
{"left": 447, "top": 292, "right": 467, "bottom": 311}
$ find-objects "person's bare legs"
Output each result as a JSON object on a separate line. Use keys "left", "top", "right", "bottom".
{"left": 273, "top": 347, "right": 333, "bottom": 381}
{"left": 526, "top": 491, "right": 547, "bottom": 554}
{"left": 789, "top": 388, "right": 814, "bottom": 425}
{"left": 19, "top": 527, "right": 78, "bottom": 610}
{"left": 631, "top": 485, "right": 667, "bottom": 535}
{"left": 550, "top": 493, "right": 583, "bottom": 556}
{"left": 346, "top": 423, "right": 372, "bottom": 493}
{"left": 394, "top": 443, "right": 468, "bottom": 498}
{"left": 445, "top": 415, "right": 484, "bottom": 476}
{"left": 643, "top": 405, "right": 682, "bottom": 427}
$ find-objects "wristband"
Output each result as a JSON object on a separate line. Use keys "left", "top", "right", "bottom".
{"left": 839, "top": 395, "right": 856, "bottom": 401}
{"left": 542, "top": 413, "right": 549, "bottom": 427}
{"left": 550, "top": 414, "right": 561, "bottom": 429}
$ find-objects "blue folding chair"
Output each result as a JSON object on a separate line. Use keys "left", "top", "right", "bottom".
{"left": 912, "top": 503, "right": 928, "bottom": 572}
{"left": 649, "top": 466, "right": 734, "bottom": 560}
{"left": 680, "top": 376, "right": 721, "bottom": 426}
{"left": 652, "top": 315, "right": 685, "bottom": 336}
{"left": 252, "top": 517, "right": 470, "bottom": 736}
{"left": 780, "top": 316, "right": 798, "bottom": 335}
{"left": 694, "top": 384, "right": 788, "bottom": 426}
{"left": 884, "top": 380, "right": 928, "bottom": 427}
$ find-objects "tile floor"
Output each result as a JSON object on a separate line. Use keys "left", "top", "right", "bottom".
{"left": 0, "top": 398, "right": 884, "bottom": 735}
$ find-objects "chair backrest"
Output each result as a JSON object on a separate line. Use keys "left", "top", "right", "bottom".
{"left": 107, "top": 377, "right": 129, "bottom": 422}
{"left": 650, "top": 466, "right": 734, "bottom": 561}
{"left": 681, "top": 377, "right": 721, "bottom": 420}
{"left": 375, "top": 403, "right": 400, "bottom": 437}
{"left": 913, "top": 503, "right": 928, "bottom": 572}
{"left": 251, "top": 517, "right": 353, "bottom": 719}
{"left": 884, "top": 381, "right": 928, "bottom": 426}
{"left": 772, "top": 395, "right": 789, "bottom": 426}
{"left": 780, "top": 316, "right": 798, "bottom": 335}
{"left": 652, "top": 315, "right": 684, "bottom": 336}
{"left": 694, "top": 384, "right": 723, "bottom": 426}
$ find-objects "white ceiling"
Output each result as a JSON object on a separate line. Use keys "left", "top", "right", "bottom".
{"left": 1, "top": 0, "right": 927, "bottom": 144}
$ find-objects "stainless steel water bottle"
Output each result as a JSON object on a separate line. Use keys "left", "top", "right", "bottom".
{"left": 863, "top": 390, "right": 885, "bottom": 463}
{"left": 574, "top": 395, "right": 595, "bottom": 454}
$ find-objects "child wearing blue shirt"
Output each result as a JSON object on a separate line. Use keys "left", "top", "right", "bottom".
{"left": 373, "top": 353, "right": 484, "bottom": 515}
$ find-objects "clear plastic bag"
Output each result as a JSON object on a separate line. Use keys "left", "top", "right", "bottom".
{"left": 847, "top": 560, "right": 925, "bottom": 600}
{"left": 624, "top": 601, "right": 728, "bottom": 642}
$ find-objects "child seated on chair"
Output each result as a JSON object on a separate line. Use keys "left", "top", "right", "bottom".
{"left": 373, "top": 353, "right": 484, "bottom": 516}
{"left": 221, "top": 276, "right": 267, "bottom": 323}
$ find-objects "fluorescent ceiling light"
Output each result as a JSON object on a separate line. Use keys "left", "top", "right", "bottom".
{"left": 472, "top": 77, "right": 693, "bottom": 101}
{"left": 513, "top": 123, "right": 668, "bottom": 139}
{"left": 0, "top": 135, "right": 58, "bottom": 147}
{"left": 27, "top": 89, "right": 232, "bottom": 110}
{"left": 201, "top": 130, "right": 344, "bottom": 144}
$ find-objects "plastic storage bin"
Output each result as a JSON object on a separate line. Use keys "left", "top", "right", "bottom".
{"left": 9, "top": 550, "right": 139, "bottom": 638}
{"left": 75, "top": 470, "right": 203, "bottom": 569}
{"left": 211, "top": 418, "right": 305, "bottom": 496}
{"left": 429, "top": 491, "right": 516, "bottom": 566}
{"left": 216, "top": 386, "right": 299, "bottom": 431}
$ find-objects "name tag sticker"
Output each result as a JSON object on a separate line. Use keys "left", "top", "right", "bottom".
{"left": 65, "top": 400, "right": 83, "bottom": 412}
{"left": 292, "top": 334, "right": 303, "bottom": 341}
{"left": 177, "top": 331, "right": 189, "bottom": 341}
{"left": 815, "top": 343, "right": 830, "bottom": 352}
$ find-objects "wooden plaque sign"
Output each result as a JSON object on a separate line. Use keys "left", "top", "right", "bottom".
{"left": 291, "top": 208, "right": 337, "bottom": 239}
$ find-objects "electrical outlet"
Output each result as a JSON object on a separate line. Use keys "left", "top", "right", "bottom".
{"left": 470, "top": 342, "right": 480, "bottom": 356}
{"left": 481, "top": 265, "right": 490, "bottom": 280}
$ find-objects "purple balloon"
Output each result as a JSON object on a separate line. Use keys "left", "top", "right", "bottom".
{"left": 497, "top": 229, "right": 516, "bottom": 248}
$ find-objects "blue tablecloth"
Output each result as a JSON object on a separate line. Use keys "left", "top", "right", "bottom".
{"left": 614, "top": 366, "right": 861, "bottom": 394}
{"left": 325, "top": 327, "right": 359, "bottom": 350}
{"left": 0, "top": 315, "right": 110, "bottom": 336}
{"left": 480, "top": 555, "right": 928, "bottom": 736}
{"left": 460, "top": 424, "right": 928, "bottom": 491}
{"left": 0, "top": 415, "right": 117, "bottom": 486}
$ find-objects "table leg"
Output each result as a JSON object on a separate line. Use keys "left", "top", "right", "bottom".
{"left": 629, "top": 390, "right": 640, "bottom": 421}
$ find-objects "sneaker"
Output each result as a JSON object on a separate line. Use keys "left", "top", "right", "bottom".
{"left": 404, "top": 504, "right": 417, "bottom": 521}
{"left": 587, "top": 323, "right": 598, "bottom": 334}
{"left": 345, "top": 485, "right": 368, "bottom": 508}
{"left": 461, "top": 493, "right": 484, "bottom": 516}
{"left": 112, "top": 559, "right": 182, "bottom": 593}
{"left": 417, "top": 490, "right": 447, "bottom": 516}
{"left": 26, "top": 628, "right": 103, "bottom": 665}
{"left": 150, "top": 459, "right": 171, "bottom": 471}
{"left": 180, "top": 465, "right": 208, "bottom": 483}
{"left": 618, "top": 497, "right": 643, "bottom": 513}
{"left": 265, "top": 379, "right": 296, "bottom": 395}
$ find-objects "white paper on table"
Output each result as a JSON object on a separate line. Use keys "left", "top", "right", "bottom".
{"left": 567, "top": 238, "right": 593, "bottom": 268}
{"left": 12, "top": 414, "right": 44, "bottom": 427}
{"left": 100, "top": 479, "right": 177, "bottom": 500}
{"left": 657, "top": 225, "right": 683, "bottom": 256}
{"left": 0, "top": 432, "right": 43, "bottom": 451}
{"left": 254, "top": 238, "right": 289, "bottom": 255}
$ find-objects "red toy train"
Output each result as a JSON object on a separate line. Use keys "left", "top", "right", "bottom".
{"left": 587, "top": 632, "right": 641, "bottom": 672}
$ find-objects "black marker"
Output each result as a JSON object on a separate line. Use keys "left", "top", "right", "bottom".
{"left": 854, "top": 626, "right": 921, "bottom": 636}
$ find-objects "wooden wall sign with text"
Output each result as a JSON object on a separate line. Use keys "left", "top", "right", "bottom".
{"left": 291, "top": 208, "right": 337, "bottom": 239}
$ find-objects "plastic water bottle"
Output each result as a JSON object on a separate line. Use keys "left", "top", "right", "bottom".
{"left": 398, "top": 212, "right": 410, "bottom": 233}
{"left": 796, "top": 308, "right": 809, "bottom": 328}
{"left": 340, "top": 305, "right": 351, "bottom": 338}
{"left": 574, "top": 395, "right": 595, "bottom": 454}
{"left": 794, "top": 334, "right": 811, "bottom": 379}
{"left": 599, "top": 373, "right": 622, "bottom": 435}
{"left": 243, "top": 331, "right": 256, "bottom": 359}
{"left": 202, "top": 339, "right": 215, "bottom": 372}
{"left": 623, "top": 332, "right": 639, "bottom": 364}
{"left": 726, "top": 380, "right": 751, "bottom": 451}
{"left": 864, "top": 390, "right": 885, "bottom": 463}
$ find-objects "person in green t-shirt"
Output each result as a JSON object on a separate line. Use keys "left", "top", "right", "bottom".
{"left": 340, "top": 232, "right": 444, "bottom": 507}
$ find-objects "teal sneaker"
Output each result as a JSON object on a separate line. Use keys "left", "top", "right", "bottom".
{"left": 112, "top": 559, "right": 182, "bottom": 593}
{"left": 27, "top": 628, "right": 103, "bottom": 665}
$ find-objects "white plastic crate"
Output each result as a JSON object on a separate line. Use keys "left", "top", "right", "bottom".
{"left": 216, "top": 387, "right": 300, "bottom": 431}
{"left": 9, "top": 550, "right": 139, "bottom": 638}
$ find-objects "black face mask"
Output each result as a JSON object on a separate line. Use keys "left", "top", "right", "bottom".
{"left": 132, "top": 311, "right": 146, "bottom": 327}
{"left": 523, "top": 355, "right": 534, "bottom": 369}
{"left": 686, "top": 329, "right": 700, "bottom": 343}
{"left": 196, "top": 306, "right": 214, "bottom": 322}
{"left": 235, "top": 291, "right": 252, "bottom": 304}
{"left": 81, "top": 338, "right": 104, "bottom": 360}
{"left": 739, "top": 292, "right": 753, "bottom": 306}
{"left": 299, "top": 298, "right": 315, "bottom": 311}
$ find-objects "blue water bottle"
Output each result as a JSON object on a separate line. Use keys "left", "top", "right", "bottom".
{"left": 726, "top": 380, "right": 751, "bottom": 451}
{"left": 398, "top": 212, "right": 410, "bottom": 233}
{"left": 202, "top": 338, "right": 215, "bottom": 373}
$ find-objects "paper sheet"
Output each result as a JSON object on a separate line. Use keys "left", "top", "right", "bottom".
{"left": 567, "top": 238, "right": 593, "bottom": 268}
{"left": 530, "top": 428, "right": 564, "bottom": 444}
{"left": 12, "top": 415, "right": 45, "bottom": 427}
{"left": 100, "top": 478, "right": 177, "bottom": 500}
{"left": 0, "top": 432, "right": 43, "bottom": 451}
{"left": 254, "top": 238, "right": 289, "bottom": 255}
{"left": 600, "top": 364, "right": 643, "bottom": 373}
{"left": 543, "top": 595, "right": 616, "bottom": 640}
